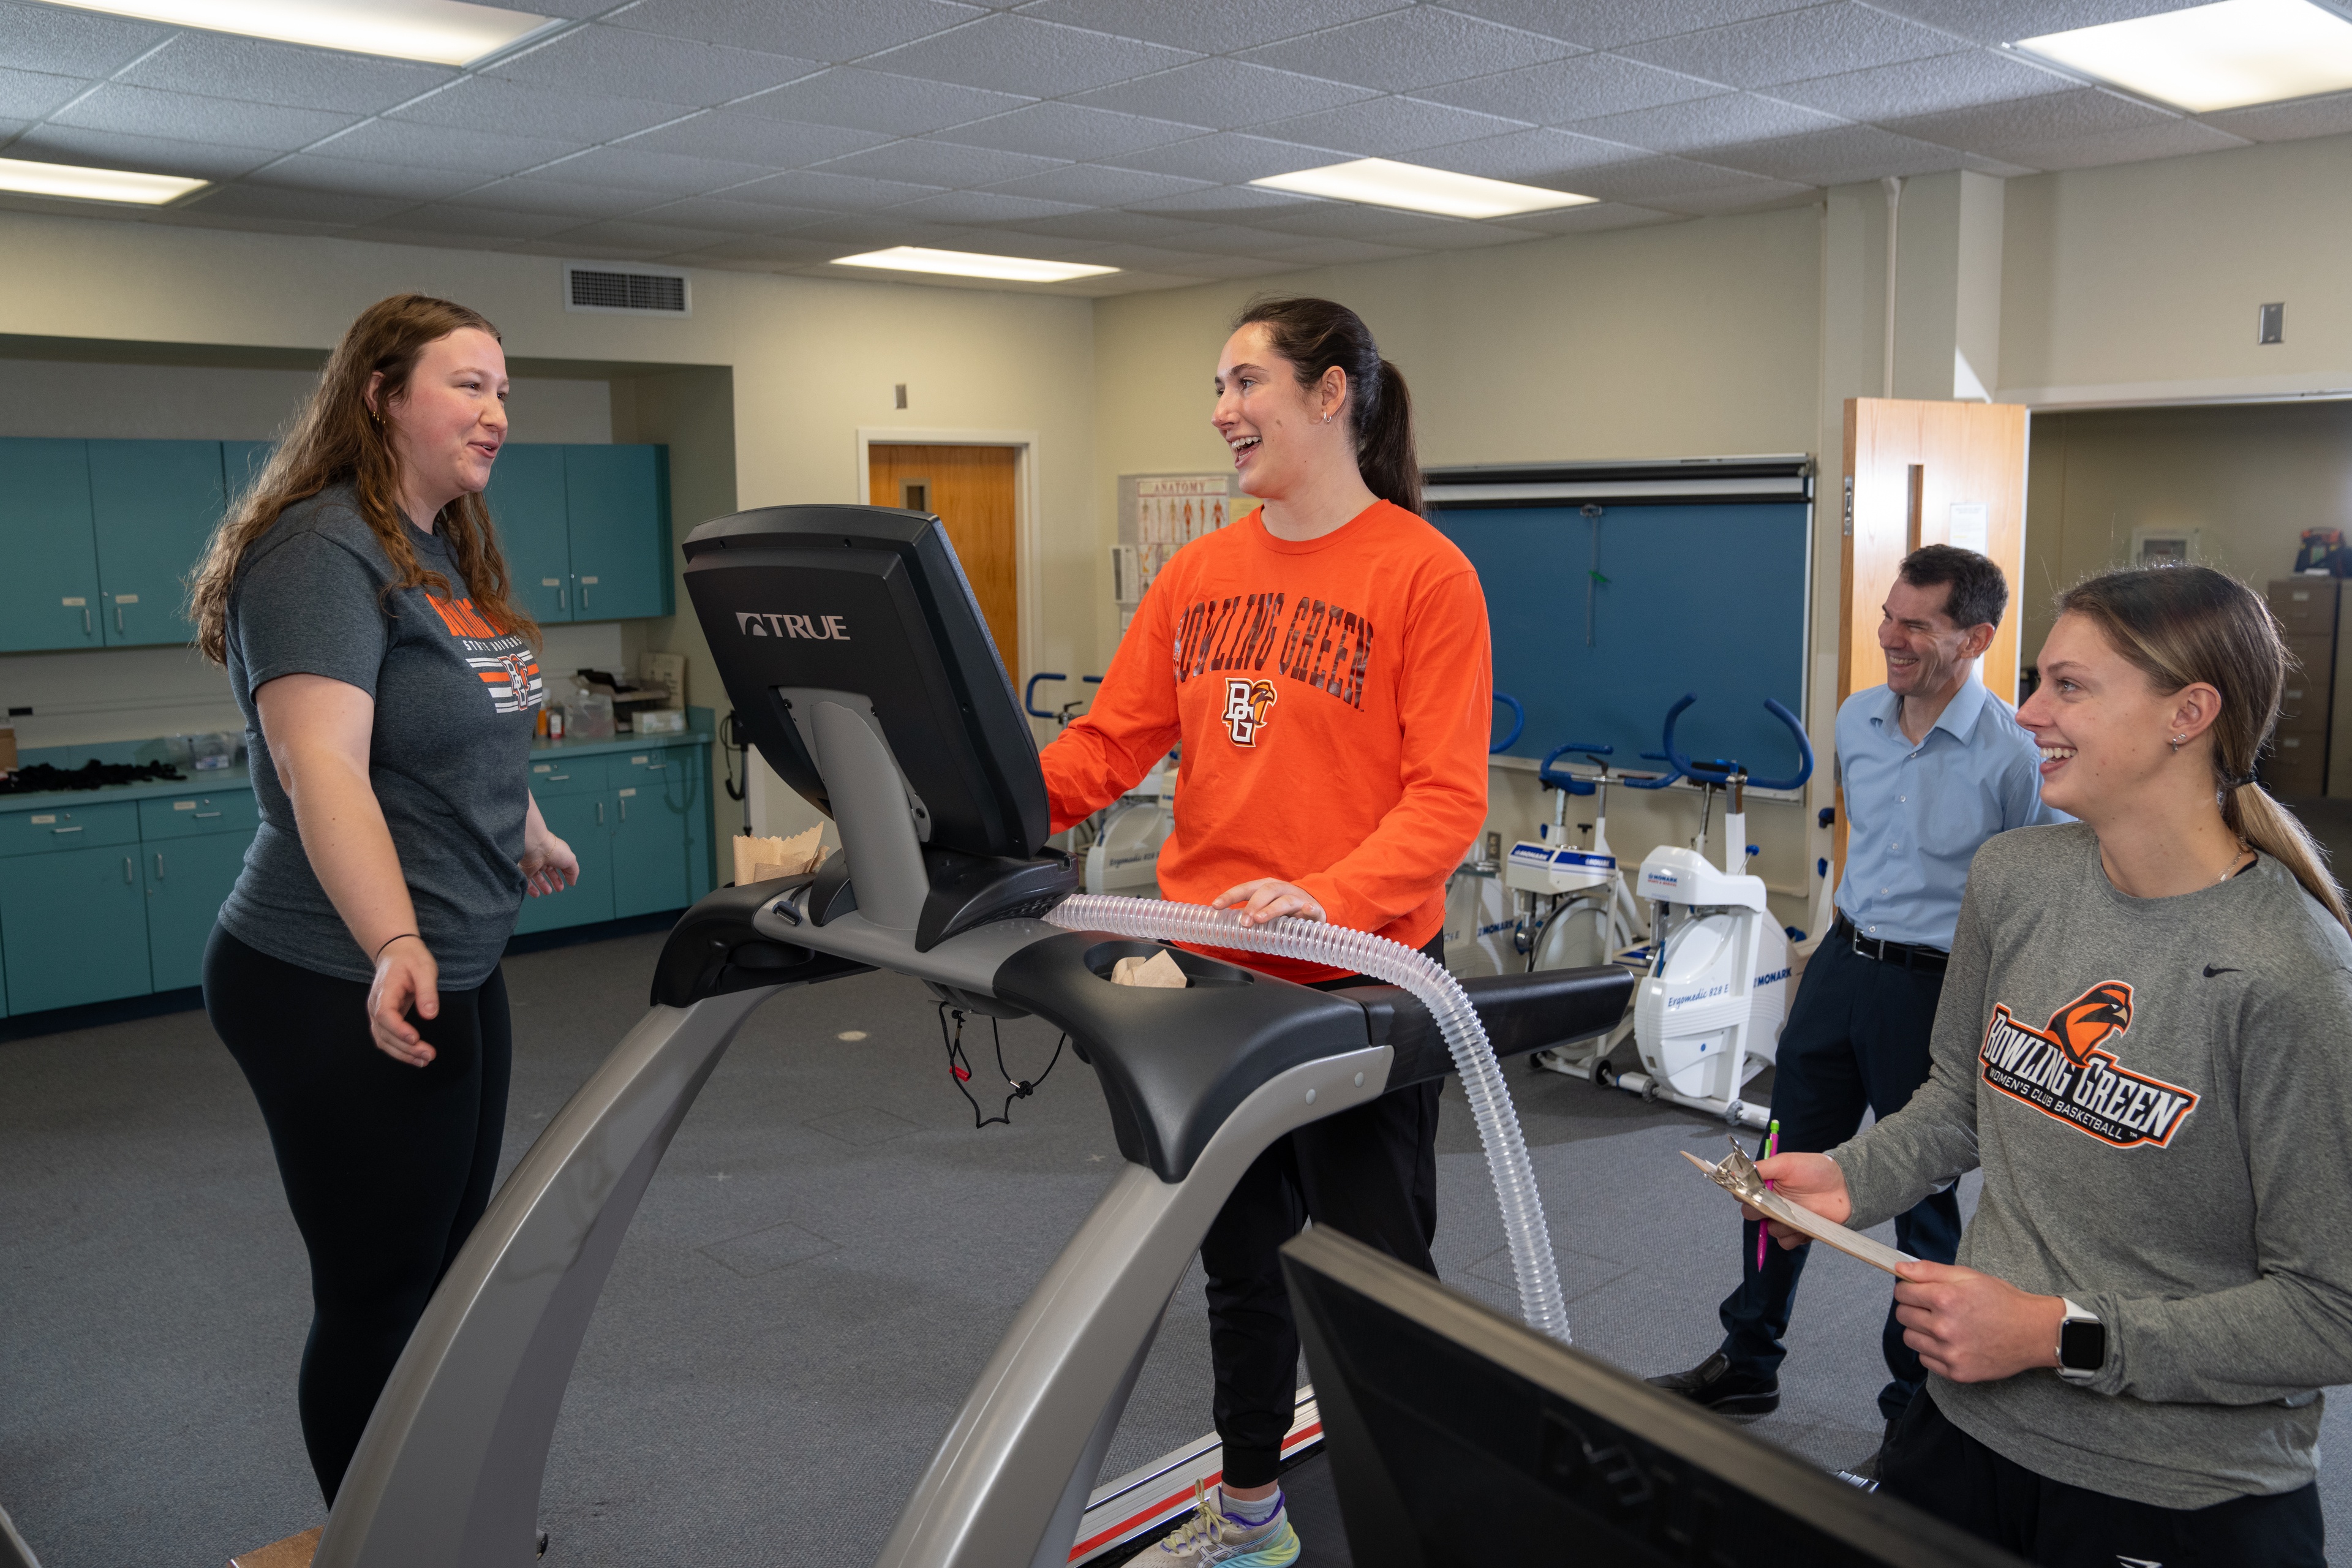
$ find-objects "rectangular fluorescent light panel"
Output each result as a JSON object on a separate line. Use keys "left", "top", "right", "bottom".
{"left": 1251, "top": 158, "right": 1595, "bottom": 219}
{"left": 2018, "top": 0, "right": 2352, "bottom": 113}
{"left": 831, "top": 247, "right": 1118, "bottom": 283}
{"left": 43, "top": 0, "right": 556, "bottom": 67}
{"left": 0, "top": 156, "right": 206, "bottom": 205}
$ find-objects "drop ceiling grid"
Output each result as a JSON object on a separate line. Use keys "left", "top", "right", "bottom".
{"left": 0, "top": 0, "right": 2314, "bottom": 290}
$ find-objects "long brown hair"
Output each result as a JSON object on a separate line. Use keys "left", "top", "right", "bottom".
{"left": 1232, "top": 296, "right": 1420, "bottom": 518}
{"left": 190, "top": 293, "right": 536, "bottom": 663}
{"left": 2059, "top": 564, "right": 2351, "bottom": 935}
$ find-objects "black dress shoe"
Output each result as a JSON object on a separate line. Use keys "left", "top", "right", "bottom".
{"left": 1851, "top": 1417, "right": 1901, "bottom": 1482}
{"left": 1645, "top": 1351, "right": 1781, "bottom": 1415}
{"left": 537, "top": 1529, "right": 549, "bottom": 1559}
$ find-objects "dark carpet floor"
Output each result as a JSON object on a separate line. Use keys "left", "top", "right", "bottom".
{"left": 3, "top": 923, "right": 2347, "bottom": 1566}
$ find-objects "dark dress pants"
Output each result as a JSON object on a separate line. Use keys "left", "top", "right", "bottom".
{"left": 1715, "top": 932, "right": 1962, "bottom": 1422}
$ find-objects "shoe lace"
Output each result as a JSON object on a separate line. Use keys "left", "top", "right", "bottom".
{"left": 1157, "top": 1480, "right": 1231, "bottom": 1553}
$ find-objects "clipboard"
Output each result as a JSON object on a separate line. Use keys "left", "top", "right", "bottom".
{"left": 1683, "top": 1139, "right": 1916, "bottom": 1276}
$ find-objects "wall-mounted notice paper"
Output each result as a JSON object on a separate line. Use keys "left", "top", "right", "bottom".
{"left": 1949, "top": 503, "right": 1989, "bottom": 556}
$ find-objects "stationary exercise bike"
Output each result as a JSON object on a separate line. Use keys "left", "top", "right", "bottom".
{"left": 1511, "top": 741, "right": 1654, "bottom": 1078}
{"left": 1606, "top": 693, "right": 1813, "bottom": 1129}
{"left": 1442, "top": 694, "right": 1531, "bottom": 978}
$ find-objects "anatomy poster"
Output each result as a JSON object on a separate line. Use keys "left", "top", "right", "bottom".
{"left": 1120, "top": 473, "right": 1239, "bottom": 599}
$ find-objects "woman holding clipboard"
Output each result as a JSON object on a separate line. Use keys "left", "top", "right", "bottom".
{"left": 1754, "top": 565, "right": 2352, "bottom": 1566}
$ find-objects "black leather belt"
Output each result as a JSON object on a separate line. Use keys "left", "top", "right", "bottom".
{"left": 1833, "top": 913, "right": 1948, "bottom": 973}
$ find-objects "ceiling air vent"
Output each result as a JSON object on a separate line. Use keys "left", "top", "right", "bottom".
{"left": 564, "top": 263, "right": 690, "bottom": 317}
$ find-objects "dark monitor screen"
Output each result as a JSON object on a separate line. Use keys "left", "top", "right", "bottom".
{"left": 1280, "top": 1227, "right": 2022, "bottom": 1568}
{"left": 681, "top": 504, "right": 1051, "bottom": 861}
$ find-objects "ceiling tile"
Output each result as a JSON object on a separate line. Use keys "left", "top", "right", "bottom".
{"left": 630, "top": 194, "right": 836, "bottom": 230}
{"left": 1015, "top": 0, "right": 1408, "bottom": 54}
{"left": 1553, "top": 153, "right": 1779, "bottom": 201}
{"left": 116, "top": 34, "right": 453, "bottom": 114}
{"left": 1882, "top": 85, "right": 2177, "bottom": 156}
{"left": 1121, "top": 184, "right": 1327, "bottom": 217}
{"left": 1766, "top": 47, "right": 2075, "bottom": 121}
{"left": 310, "top": 118, "right": 578, "bottom": 175}
{"left": 0, "top": 67, "right": 85, "bottom": 122}
{"left": 1619, "top": 6, "right": 1969, "bottom": 91}
{"left": 244, "top": 155, "right": 484, "bottom": 202}
{"left": 733, "top": 67, "right": 1030, "bottom": 135}
{"left": 1066, "top": 58, "right": 1376, "bottom": 130}
{"left": 442, "top": 176, "right": 656, "bottom": 217}
{"left": 1990, "top": 119, "right": 2250, "bottom": 170}
{"left": 723, "top": 167, "right": 948, "bottom": 208}
{"left": 390, "top": 77, "right": 695, "bottom": 143}
{"left": 1700, "top": 122, "right": 1966, "bottom": 181}
{"left": 50, "top": 83, "right": 358, "bottom": 152}
{"left": 1359, "top": 214, "right": 1548, "bottom": 248}
{"left": 6, "top": 124, "right": 274, "bottom": 180}
{"left": 943, "top": 101, "right": 1201, "bottom": 160}
{"left": 607, "top": 0, "right": 984, "bottom": 62}
{"left": 1567, "top": 91, "right": 1845, "bottom": 153}
{"left": 816, "top": 137, "right": 1066, "bottom": 186}
{"left": 1862, "top": 0, "right": 2189, "bottom": 48}
{"left": 1249, "top": 94, "right": 1531, "bottom": 156}
{"left": 532, "top": 145, "right": 777, "bottom": 194}
{"left": 1059, "top": 241, "right": 1229, "bottom": 272}
{"left": 0, "top": 0, "right": 169, "bottom": 77}
{"left": 979, "top": 162, "right": 1213, "bottom": 205}
{"left": 1421, "top": 52, "right": 1727, "bottom": 124}
{"left": 1638, "top": 175, "right": 1818, "bottom": 213}
{"left": 1130, "top": 219, "right": 1314, "bottom": 251}
{"left": 1098, "top": 132, "right": 1340, "bottom": 183}
{"left": 862, "top": 15, "right": 1196, "bottom": 97}
{"left": 2203, "top": 88, "right": 2352, "bottom": 144}
{"left": 681, "top": 233, "right": 850, "bottom": 263}
{"left": 1006, "top": 207, "right": 1213, "bottom": 241}
{"left": 1424, "top": 126, "right": 1648, "bottom": 183}
{"left": 1133, "top": 252, "right": 1303, "bottom": 278}
{"left": 621, "top": 110, "right": 889, "bottom": 165}
{"left": 782, "top": 213, "right": 985, "bottom": 245}
{"left": 183, "top": 185, "right": 410, "bottom": 226}
{"left": 486, "top": 24, "right": 821, "bottom": 107}
{"left": 881, "top": 187, "right": 1091, "bottom": 221}
{"left": 1248, "top": 199, "right": 1492, "bottom": 238}
{"left": 545, "top": 217, "right": 736, "bottom": 251}
{"left": 1263, "top": 236, "right": 1421, "bottom": 263}
{"left": 503, "top": 235, "right": 674, "bottom": 260}
{"left": 1239, "top": 10, "right": 1580, "bottom": 94}
{"left": 378, "top": 202, "right": 581, "bottom": 239}
{"left": 1435, "top": 0, "right": 1823, "bottom": 50}
{"left": 1476, "top": 198, "right": 1680, "bottom": 231}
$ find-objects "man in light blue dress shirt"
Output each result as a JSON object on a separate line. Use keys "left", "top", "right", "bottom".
{"left": 1650, "top": 545, "right": 2062, "bottom": 1461}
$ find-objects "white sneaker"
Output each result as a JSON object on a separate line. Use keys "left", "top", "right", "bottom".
{"left": 1142, "top": 1480, "right": 1300, "bottom": 1566}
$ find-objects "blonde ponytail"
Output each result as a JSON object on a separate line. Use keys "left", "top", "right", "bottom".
{"left": 2228, "top": 780, "right": 2351, "bottom": 935}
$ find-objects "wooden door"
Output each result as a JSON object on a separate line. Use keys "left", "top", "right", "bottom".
{"left": 869, "top": 443, "right": 1019, "bottom": 671}
{"left": 1836, "top": 398, "right": 2030, "bottom": 873}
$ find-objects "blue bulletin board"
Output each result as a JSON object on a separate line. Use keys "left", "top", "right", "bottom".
{"left": 1425, "top": 459, "right": 1812, "bottom": 781}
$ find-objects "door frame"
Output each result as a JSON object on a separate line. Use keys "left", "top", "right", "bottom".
{"left": 855, "top": 427, "right": 1041, "bottom": 682}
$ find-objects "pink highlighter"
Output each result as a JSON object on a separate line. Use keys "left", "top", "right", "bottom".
{"left": 1755, "top": 1120, "right": 1781, "bottom": 1272}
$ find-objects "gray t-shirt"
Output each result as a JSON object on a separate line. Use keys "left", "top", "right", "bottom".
{"left": 1832, "top": 821, "right": 2352, "bottom": 1509}
{"left": 217, "top": 483, "right": 544, "bottom": 989}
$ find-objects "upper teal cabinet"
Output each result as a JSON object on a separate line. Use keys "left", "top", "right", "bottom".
{"left": 0, "top": 439, "right": 102, "bottom": 653}
{"left": 88, "top": 439, "right": 226, "bottom": 647}
{"left": 485, "top": 443, "right": 571, "bottom": 627}
{"left": 562, "top": 445, "right": 671, "bottom": 622}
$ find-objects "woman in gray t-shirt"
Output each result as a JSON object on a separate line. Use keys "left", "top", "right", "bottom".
{"left": 187, "top": 293, "right": 578, "bottom": 1504}
{"left": 1754, "top": 565, "right": 2352, "bottom": 1566}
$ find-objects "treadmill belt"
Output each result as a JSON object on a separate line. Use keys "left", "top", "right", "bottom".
{"left": 1280, "top": 1450, "right": 1352, "bottom": 1566}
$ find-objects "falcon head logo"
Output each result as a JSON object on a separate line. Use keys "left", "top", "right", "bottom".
{"left": 2048, "top": 981, "right": 2134, "bottom": 1066}
{"left": 1223, "top": 677, "right": 1277, "bottom": 747}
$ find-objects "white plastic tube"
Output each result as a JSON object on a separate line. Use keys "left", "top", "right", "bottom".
{"left": 1046, "top": 894, "right": 1570, "bottom": 1343}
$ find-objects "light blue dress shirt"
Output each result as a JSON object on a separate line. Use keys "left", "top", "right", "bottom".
{"left": 1834, "top": 679, "right": 2065, "bottom": 950}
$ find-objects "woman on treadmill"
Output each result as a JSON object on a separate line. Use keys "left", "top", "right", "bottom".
{"left": 1042, "top": 297, "right": 1491, "bottom": 1566}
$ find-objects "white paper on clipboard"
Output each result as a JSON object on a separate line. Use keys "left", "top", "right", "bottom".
{"left": 1683, "top": 1142, "right": 1917, "bottom": 1276}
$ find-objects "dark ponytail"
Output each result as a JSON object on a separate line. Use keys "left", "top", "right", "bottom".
{"left": 1233, "top": 296, "right": 1420, "bottom": 517}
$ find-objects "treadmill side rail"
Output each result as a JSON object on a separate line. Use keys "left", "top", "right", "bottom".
{"left": 315, "top": 989, "right": 783, "bottom": 1568}
{"left": 875, "top": 1043, "right": 1396, "bottom": 1568}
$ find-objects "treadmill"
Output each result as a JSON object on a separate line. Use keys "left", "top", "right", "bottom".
{"left": 311, "top": 504, "right": 1630, "bottom": 1568}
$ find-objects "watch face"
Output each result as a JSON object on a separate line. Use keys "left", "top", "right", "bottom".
{"left": 2060, "top": 1317, "right": 2106, "bottom": 1373}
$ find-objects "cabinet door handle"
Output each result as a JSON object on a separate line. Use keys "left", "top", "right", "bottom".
{"left": 596, "top": 801, "right": 605, "bottom": 825}
{"left": 51, "top": 825, "right": 83, "bottom": 835}
{"left": 116, "top": 605, "right": 125, "bottom": 633}
{"left": 83, "top": 606, "right": 92, "bottom": 635}
{"left": 124, "top": 856, "right": 135, "bottom": 884}
{"left": 154, "top": 851, "right": 165, "bottom": 879}
{"left": 619, "top": 797, "right": 628, "bottom": 821}
{"left": 558, "top": 586, "right": 567, "bottom": 610}
{"left": 194, "top": 811, "right": 221, "bottom": 819}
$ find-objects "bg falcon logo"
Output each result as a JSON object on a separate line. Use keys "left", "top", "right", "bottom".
{"left": 1223, "top": 677, "right": 1276, "bottom": 747}
{"left": 1977, "top": 981, "right": 2198, "bottom": 1148}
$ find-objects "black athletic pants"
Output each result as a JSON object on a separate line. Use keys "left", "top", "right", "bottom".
{"left": 203, "top": 926, "right": 512, "bottom": 1504}
{"left": 1715, "top": 932, "right": 1962, "bottom": 1421}
{"left": 1882, "top": 1390, "right": 2325, "bottom": 1566}
{"left": 1203, "top": 936, "right": 1444, "bottom": 1489}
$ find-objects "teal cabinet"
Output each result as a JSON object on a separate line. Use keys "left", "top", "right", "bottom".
{"left": 610, "top": 750, "right": 695, "bottom": 918}
{"left": 89, "top": 439, "right": 227, "bottom": 647}
{"left": 143, "top": 832, "right": 249, "bottom": 990}
{"left": 224, "top": 440, "right": 274, "bottom": 496}
{"left": 485, "top": 443, "right": 572, "bottom": 628}
{"left": 0, "top": 438, "right": 103, "bottom": 652}
{"left": 512, "top": 791, "right": 612, "bottom": 935}
{"left": 564, "top": 445, "right": 671, "bottom": 622}
{"left": 1, "top": 842, "right": 151, "bottom": 1012}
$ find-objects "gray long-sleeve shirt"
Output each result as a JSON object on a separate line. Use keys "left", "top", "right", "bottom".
{"left": 1830, "top": 821, "right": 2352, "bottom": 1509}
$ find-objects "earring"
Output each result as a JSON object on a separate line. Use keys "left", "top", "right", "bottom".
{"left": 2169, "top": 733, "right": 2187, "bottom": 752}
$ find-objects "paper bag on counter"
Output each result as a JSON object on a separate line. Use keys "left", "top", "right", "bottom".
{"left": 1110, "top": 951, "right": 1188, "bottom": 989}
{"left": 733, "top": 826, "right": 827, "bottom": 886}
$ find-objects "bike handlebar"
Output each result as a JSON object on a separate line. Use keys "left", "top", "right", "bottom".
{"left": 1657, "top": 692, "right": 1815, "bottom": 792}
{"left": 1023, "top": 672, "right": 1063, "bottom": 719}
{"left": 1491, "top": 692, "right": 1525, "bottom": 754}
{"left": 1537, "top": 739, "right": 1613, "bottom": 794}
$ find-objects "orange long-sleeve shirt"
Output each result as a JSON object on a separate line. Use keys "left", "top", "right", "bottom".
{"left": 1042, "top": 499, "right": 1491, "bottom": 982}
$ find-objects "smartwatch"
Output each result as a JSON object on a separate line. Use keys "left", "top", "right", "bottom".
{"left": 2056, "top": 1298, "right": 2105, "bottom": 1384}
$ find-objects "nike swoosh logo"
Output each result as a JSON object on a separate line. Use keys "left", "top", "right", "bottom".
{"left": 2204, "top": 965, "right": 2239, "bottom": 978}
